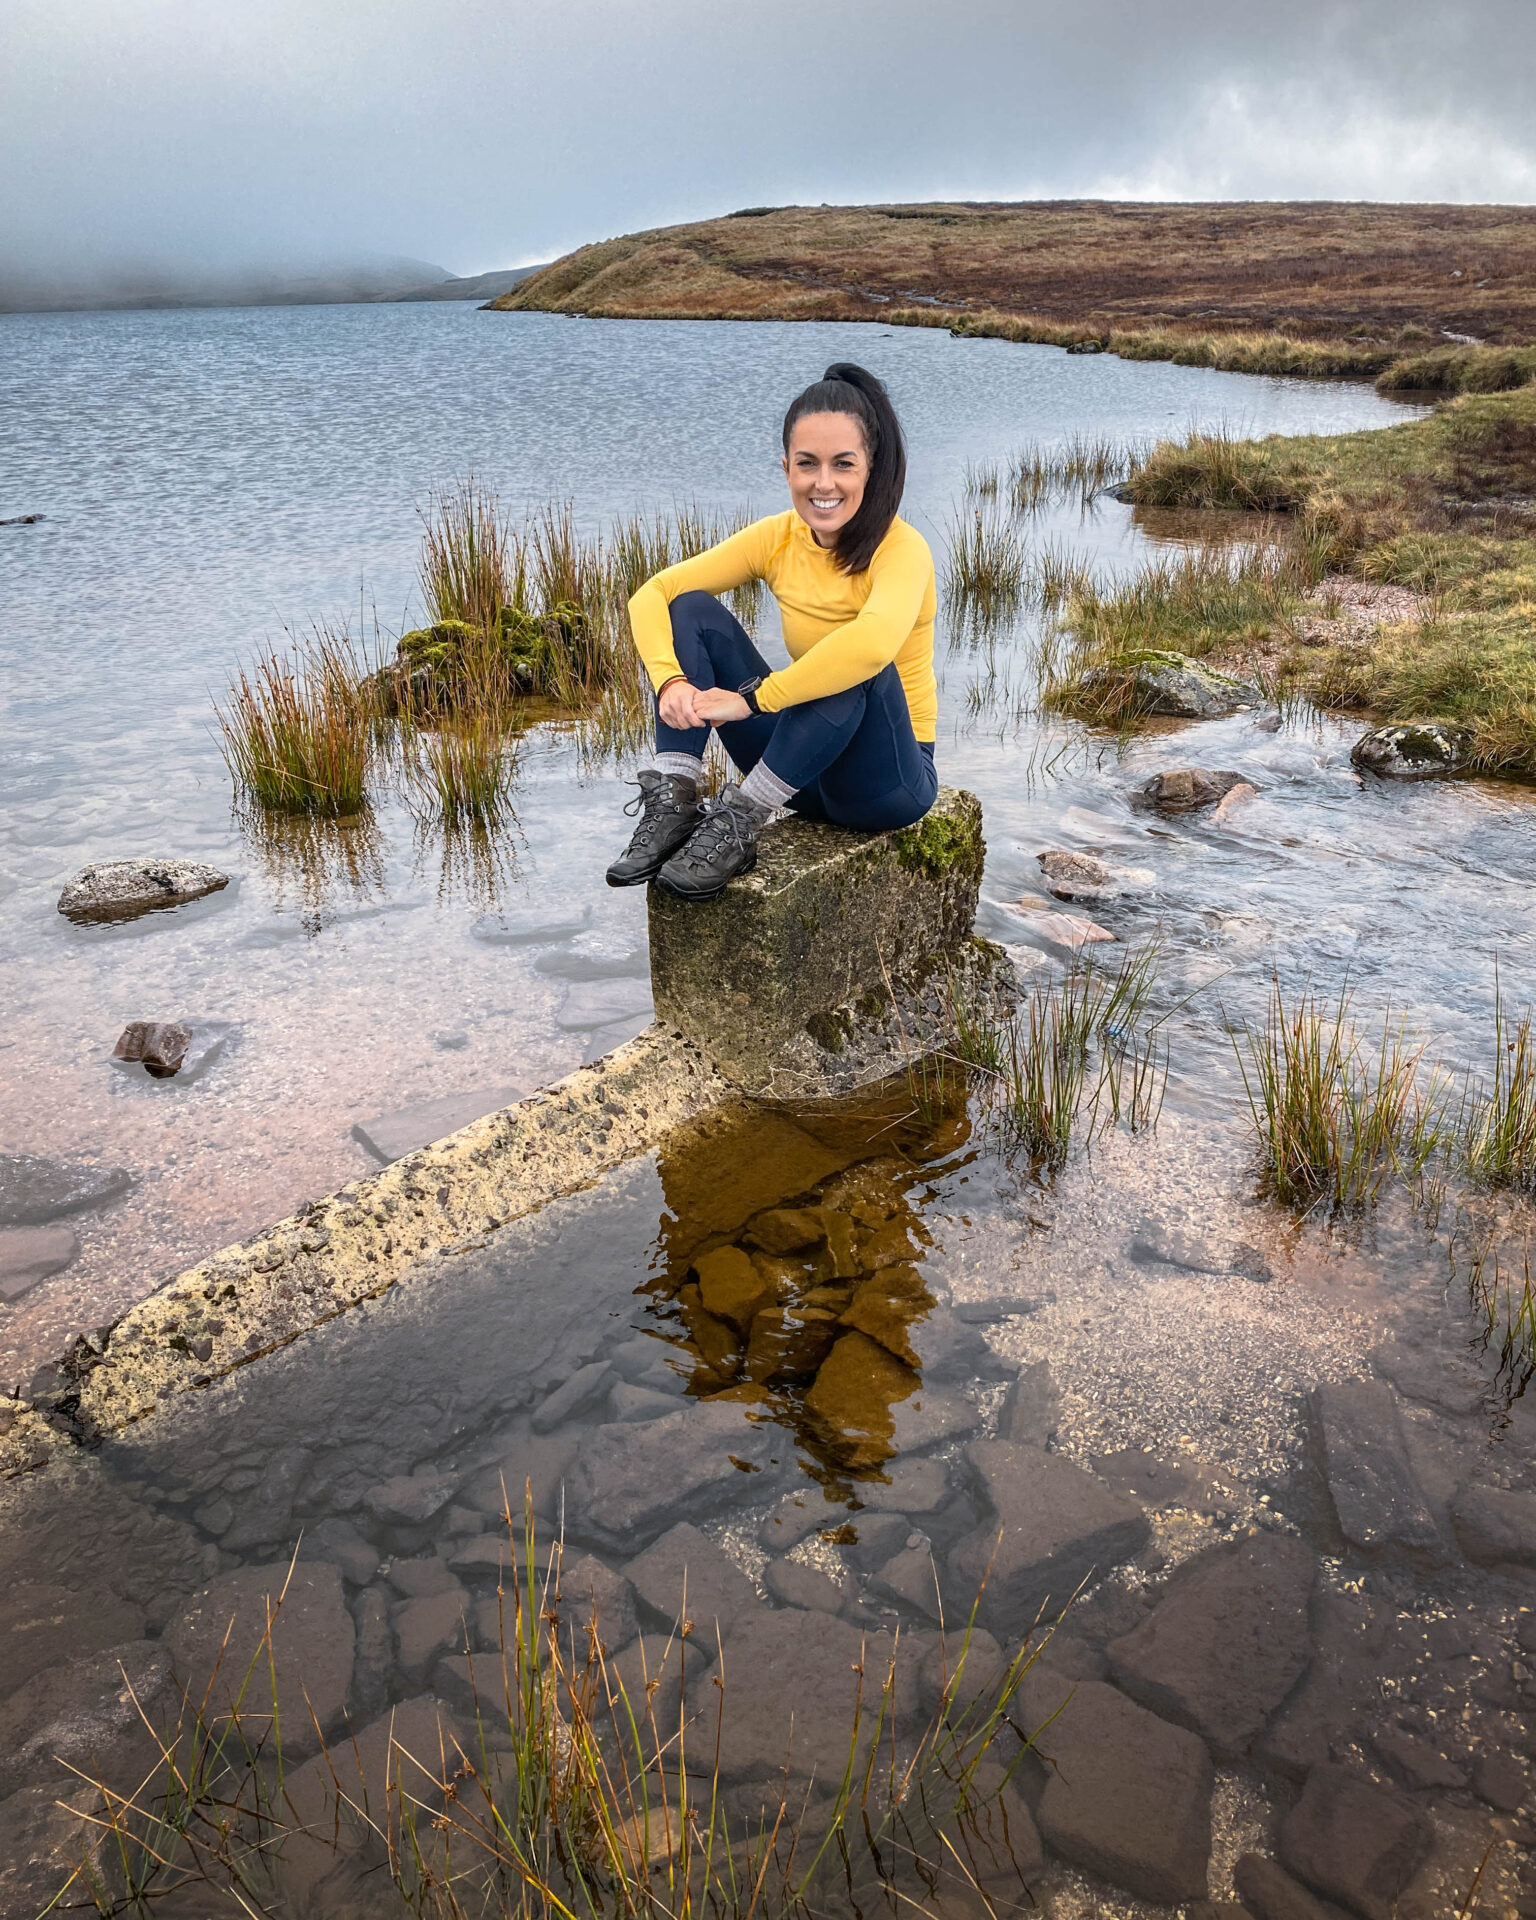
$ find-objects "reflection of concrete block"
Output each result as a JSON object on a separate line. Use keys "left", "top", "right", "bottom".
{"left": 352, "top": 1085, "right": 529, "bottom": 1164}
{"left": 648, "top": 787, "right": 1004, "bottom": 1098}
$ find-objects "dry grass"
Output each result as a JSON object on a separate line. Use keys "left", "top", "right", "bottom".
{"left": 215, "top": 626, "right": 374, "bottom": 815}
{"left": 492, "top": 200, "right": 1536, "bottom": 381}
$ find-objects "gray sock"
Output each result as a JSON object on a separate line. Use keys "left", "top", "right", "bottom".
{"left": 652, "top": 752, "right": 702, "bottom": 790}
{"left": 737, "top": 761, "right": 796, "bottom": 814}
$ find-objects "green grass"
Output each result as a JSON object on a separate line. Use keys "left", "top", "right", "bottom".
{"left": 420, "top": 478, "right": 524, "bottom": 633}
{"left": 1236, "top": 979, "right": 1448, "bottom": 1216}
{"left": 943, "top": 505, "right": 1029, "bottom": 634}
{"left": 216, "top": 626, "right": 374, "bottom": 815}
{"left": 1094, "top": 388, "right": 1536, "bottom": 772}
{"left": 1461, "top": 982, "right": 1536, "bottom": 1196}
{"left": 950, "top": 949, "right": 1166, "bottom": 1171}
{"left": 1375, "top": 344, "right": 1536, "bottom": 396}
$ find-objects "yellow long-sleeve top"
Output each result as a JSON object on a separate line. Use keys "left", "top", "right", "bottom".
{"left": 627, "top": 510, "right": 938, "bottom": 742}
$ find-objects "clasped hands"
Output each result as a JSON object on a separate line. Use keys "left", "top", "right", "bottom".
{"left": 658, "top": 678, "right": 751, "bottom": 729}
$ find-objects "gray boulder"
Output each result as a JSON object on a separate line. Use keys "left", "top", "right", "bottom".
{"left": 1082, "top": 649, "right": 1259, "bottom": 719}
{"left": 1139, "top": 767, "right": 1252, "bottom": 811}
{"left": 57, "top": 856, "right": 229, "bottom": 924}
{"left": 1037, "top": 849, "right": 1156, "bottom": 902}
{"left": 1350, "top": 722, "right": 1471, "bottom": 779}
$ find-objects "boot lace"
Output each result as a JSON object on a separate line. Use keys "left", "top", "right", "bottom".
{"left": 675, "top": 792, "right": 756, "bottom": 869}
{"left": 621, "top": 777, "right": 690, "bottom": 851}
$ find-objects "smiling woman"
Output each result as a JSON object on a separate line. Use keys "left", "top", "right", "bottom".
{"left": 607, "top": 362, "right": 939, "bottom": 901}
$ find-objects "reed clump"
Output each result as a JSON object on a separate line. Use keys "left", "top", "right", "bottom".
{"left": 1461, "top": 986, "right": 1536, "bottom": 1196}
{"left": 943, "top": 505, "right": 1029, "bottom": 633}
{"left": 216, "top": 626, "right": 374, "bottom": 815}
{"left": 1126, "top": 425, "right": 1308, "bottom": 512}
{"left": 1236, "top": 978, "right": 1447, "bottom": 1216}
{"left": 949, "top": 948, "right": 1166, "bottom": 1171}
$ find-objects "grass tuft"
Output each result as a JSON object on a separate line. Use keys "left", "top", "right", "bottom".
{"left": 216, "top": 626, "right": 373, "bottom": 815}
{"left": 1236, "top": 978, "right": 1447, "bottom": 1215}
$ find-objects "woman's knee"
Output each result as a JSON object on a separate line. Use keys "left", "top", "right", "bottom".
{"left": 669, "top": 590, "right": 728, "bottom": 636}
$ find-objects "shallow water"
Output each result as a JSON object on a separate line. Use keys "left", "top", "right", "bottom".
{"left": 3, "top": 304, "right": 1535, "bottom": 1913}
{"left": 0, "top": 303, "right": 1445, "bottom": 1375}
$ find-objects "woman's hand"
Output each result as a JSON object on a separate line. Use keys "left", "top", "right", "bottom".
{"left": 657, "top": 678, "right": 702, "bottom": 729}
{"left": 692, "top": 687, "right": 752, "bottom": 726}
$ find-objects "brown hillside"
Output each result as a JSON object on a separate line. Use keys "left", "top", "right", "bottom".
{"left": 491, "top": 201, "right": 1536, "bottom": 347}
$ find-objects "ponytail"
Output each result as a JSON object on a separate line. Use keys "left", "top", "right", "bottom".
{"left": 781, "top": 362, "right": 906, "bottom": 574}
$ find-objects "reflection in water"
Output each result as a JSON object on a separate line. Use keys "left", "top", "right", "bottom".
{"left": 234, "top": 802, "right": 389, "bottom": 931}
{"left": 412, "top": 812, "right": 524, "bottom": 910}
{"left": 645, "top": 1087, "right": 973, "bottom": 1483}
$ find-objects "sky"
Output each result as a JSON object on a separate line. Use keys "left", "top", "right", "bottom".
{"left": 3, "top": 0, "right": 1535, "bottom": 297}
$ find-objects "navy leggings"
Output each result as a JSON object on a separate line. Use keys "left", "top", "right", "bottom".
{"left": 655, "top": 592, "right": 938, "bottom": 833}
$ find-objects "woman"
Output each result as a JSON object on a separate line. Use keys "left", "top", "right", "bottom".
{"left": 607, "top": 362, "right": 938, "bottom": 902}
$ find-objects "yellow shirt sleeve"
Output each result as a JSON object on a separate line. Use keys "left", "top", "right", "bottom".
{"left": 757, "top": 527, "right": 933, "bottom": 714}
{"left": 627, "top": 520, "right": 778, "bottom": 694}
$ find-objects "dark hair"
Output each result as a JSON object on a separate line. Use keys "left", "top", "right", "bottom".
{"left": 781, "top": 362, "right": 906, "bottom": 574}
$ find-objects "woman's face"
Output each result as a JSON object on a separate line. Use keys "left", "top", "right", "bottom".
{"left": 782, "top": 411, "right": 870, "bottom": 545}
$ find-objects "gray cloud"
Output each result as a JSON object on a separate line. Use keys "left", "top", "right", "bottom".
{"left": 2, "top": 0, "right": 1532, "bottom": 297}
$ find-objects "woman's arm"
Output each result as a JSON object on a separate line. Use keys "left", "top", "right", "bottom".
{"left": 628, "top": 520, "right": 778, "bottom": 693}
{"left": 756, "top": 528, "right": 932, "bottom": 714}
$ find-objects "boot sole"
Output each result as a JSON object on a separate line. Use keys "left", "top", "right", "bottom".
{"left": 654, "top": 848, "right": 758, "bottom": 903}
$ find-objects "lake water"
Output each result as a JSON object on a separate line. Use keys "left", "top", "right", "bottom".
{"left": 0, "top": 302, "right": 1457, "bottom": 1379}
{"left": 2, "top": 305, "right": 1534, "bottom": 1918}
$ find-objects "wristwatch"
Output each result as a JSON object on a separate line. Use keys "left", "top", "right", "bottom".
{"left": 737, "top": 675, "right": 766, "bottom": 714}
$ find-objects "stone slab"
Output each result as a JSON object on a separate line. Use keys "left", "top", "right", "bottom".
{"left": 1450, "top": 1481, "right": 1536, "bottom": 1567}
{"left": 0, "top": 1640, "right": 176, "bottom": 1800}
{"left": 1107, "top": 1533, "right": 1315, "bottom": 1758}
{"left": 5, "top": 1028, "right": 736, "bottom": 1475}
{"left": 948, "top": 1442, "right": 1150, "bottom": 1636}
{"left": 648, "top": 786, "right": 993, "bottom": 1099}
{"left": 56, "top": 856, "right": 229, "bottom": 923}
{"left": 624, "top": 1521, "right": 764, "bottom": 1641}
{"left": 352, "top": 1085, "right": 531, "bottom": 1164}
{"left": 1024, "top": 1673, "right": 1213, "bottom": 1904}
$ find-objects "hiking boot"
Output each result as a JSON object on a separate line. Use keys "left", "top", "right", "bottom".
{"left": 605, "top": 771, "right": 704, "bottom": 887}
{"left": 655, "top": 787, "right": 763, "bottom": 902}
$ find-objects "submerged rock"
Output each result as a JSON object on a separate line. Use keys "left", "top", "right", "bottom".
{"left": 1312, "top": 1379, "right": 1443, "bottom": 1563}
{"left": 1037, "top": 849, "right": 1156, "bottom": 902}
{"left": 948, "top": 1441, "right": 1149, "bottom": 1634}
{"left": 351, "top": 1083, "right": 529, "bottom": 1163}
{"left": 0, "top": 1225, "right": 79, "bottom": 1300}
{"left": 1138, "top": 766, "right": 1252, "bottom": 811}
{"left": 1023, "top": 1672, "right": 1213, "bottom": 1903}
{"left": 0, "top": 1153, "right": 133, "bottom": 1226}
{"left": 57, "top": 856, "right": 229, "bottom": 924}
{"left": 164, "top": 1562, "right": 354, "bottom": 1757}
{"left": 1081, "top": 649, "right": 1259, "bottom": 719}
{"left": 624, "top": 1520, "right": 763, "bottom": 1640}
{"left": 111, "top": 1020, "right": 191, "bottom": 1078}
{"left": 1107, "top": 1533, "right": 1315, "bottom": 1758}
{"left": 1277, "top": 1762, "right": 1433, "bottom": 1920}
{"left": 1450, "top": 1482, "right": 1536, "bottom": 1567}
{"left": 1350, "top": 721, "right": 1472, "bottom": 779}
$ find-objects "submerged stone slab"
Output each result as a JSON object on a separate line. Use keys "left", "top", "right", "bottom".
{"left": 1312, "top": 1379, "right": 1442, "bottom": 1563}
{"left": 1107, "top": 1533, "right": 1315, "bottom": 1758}
{"left": 0, "top": 1154, "right": 134, "bottom": 1227}
{"left": 649, "top": 787, "right": 1005, "bottom": 1098}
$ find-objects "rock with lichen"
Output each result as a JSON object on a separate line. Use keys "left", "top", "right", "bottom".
{"left": 1349, "top": 722, "right": 1472, "bottom": 778}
